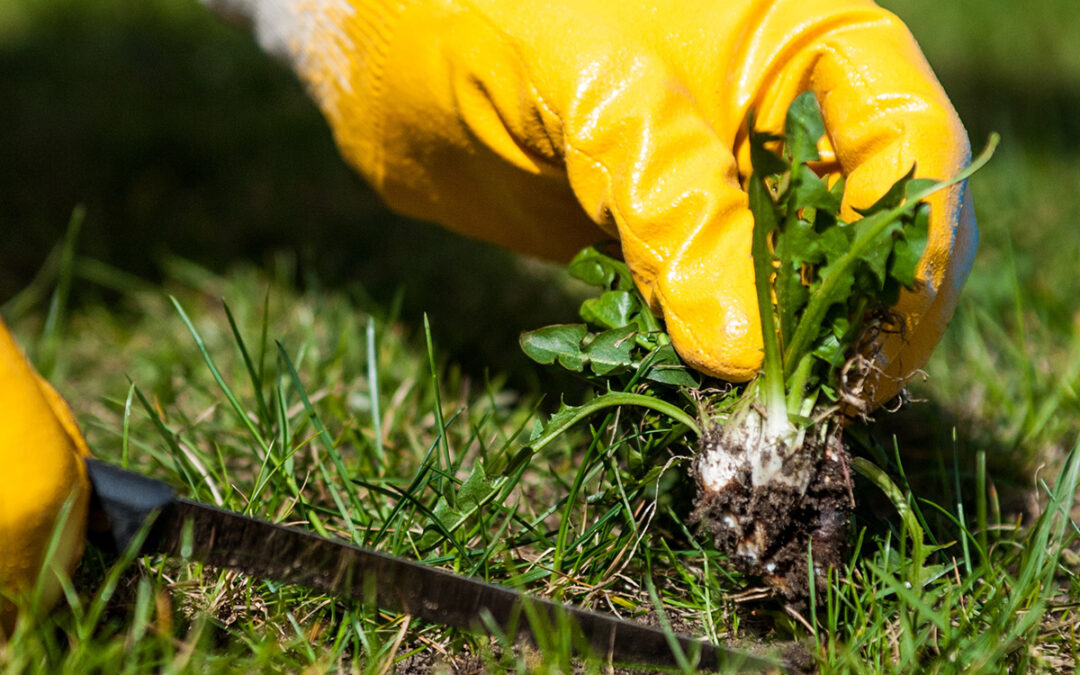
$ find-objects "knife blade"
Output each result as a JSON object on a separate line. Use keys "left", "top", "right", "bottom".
{"left": 85, "top": 458, "right": 781, "bottom": 671}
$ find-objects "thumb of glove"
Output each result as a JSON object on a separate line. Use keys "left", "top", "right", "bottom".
{"left": 0, "top": 319, "right": 90, "bottom": 635}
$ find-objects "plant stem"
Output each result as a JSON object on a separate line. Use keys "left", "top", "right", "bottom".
{"left": 530, "top": 392, "right": 701, "bottom": 452}
{"left": 748, "top": 174, "right": 788, "bottom": 432}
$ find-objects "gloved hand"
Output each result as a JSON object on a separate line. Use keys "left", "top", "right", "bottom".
{"left": 215, "top": 0, "right": 976, "bottom": 404}
{"left": 0, "top": 318, "right": 90, "bottom": 635}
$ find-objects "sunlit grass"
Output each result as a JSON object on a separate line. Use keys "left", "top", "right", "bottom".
{"left": 1, "top": 244, "right": 1077, "bottom": 672}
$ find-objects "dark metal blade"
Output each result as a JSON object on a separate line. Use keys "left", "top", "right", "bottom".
{"left": 86, "top": 459, "right": 780, "bottom": 671}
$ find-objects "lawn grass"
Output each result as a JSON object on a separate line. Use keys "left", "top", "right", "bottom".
{"left": 4, "top": 245, "right": 1080, "bottom": 673}
{"left": 4, "top": 254, "right": 749, "bottom": 672}
{"left": 3, "top": 0, "right": 1080, "bottom": 672}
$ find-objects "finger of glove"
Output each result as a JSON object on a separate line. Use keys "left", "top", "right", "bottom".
{"left": 343, "top": 0, "right": 765, "bottom": 379}
{"left": 736, "top": 2, "right": 976, "bottom": 404}
{"left": 305, "top": 0, "right": 764, "bottom": 382}
{"left": 0, "top": 318, "right": 89, "bottom": 627}
{"left": 554, "top": 54, "right": 764, "bottom": 381}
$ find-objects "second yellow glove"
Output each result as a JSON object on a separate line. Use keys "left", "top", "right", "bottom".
{"left": 0, "top": 319, "right": 90, "bottom": 635}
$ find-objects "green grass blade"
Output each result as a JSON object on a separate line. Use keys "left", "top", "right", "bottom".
{"left": 222, "top": 299, "right": 273, "bottom": 435}
{"left": 423, "top": 314, "right": 454, "bottom": 504}
{"left": 169, "top": 296, "right": 270, "bottom": 456}
{"left": 530, "top": 392, "right": 700, "bottom": 453}
{"left": 367, "top": 316, "right": 386, "bottom": 470}
{"left": 36, "top": 206, "right": 84, "bottom": 377}
{"left": 276, "top": 341, "right": 362, "bottom": 542}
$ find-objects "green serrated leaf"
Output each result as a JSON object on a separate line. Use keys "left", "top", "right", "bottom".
{"left": 775, "top": 215, "right": 816, "bottom": 344}
{"left": 855, "top": 217, "right": 904, "bottom": 288}
{"left": 583, "top": 325, "right": 636, "bottom": 375}
{"left": 641, "top": 344, "right": 699, "bottom": 387}
{"left": 854, "top": 166, "right": 917, "bottom": 215}
{"left": 545, "top": 401, "right": 586, "bottom": 433}
{"left": 812, "top": 318, "right": 849, "bottom": 368}
{"left": 580, "top": 290, "right": 640, "bottom": 331}
{"left": 519, "top": 324, "right": 589, "bottom": 371}
{"left": 782, "top": 214, "right": 816, "bottom": 252}
{"left": 458, "top": 463, "right": 492, "bottom": 510}
{"left": 784, "top": 91, "right": 825, "bottom": 167}
{"left": 567, "top": 245, "right": 634, "bottom": 290}
{"left": 903, "top": 177, "right": 939, "bottom": 200}
{"left": 417, "top": 497, "right": 459, "bottom": 550}
{"left": 889, "top": 204, "right": 930, "bottom": 288}
{"left": 789, "top": 164, "right": 841, "bottom": 214}
{"left": 527, "top": 392, "right": 701, "bottom": 453}
{"left": 748, "top": 119, "right": 788, "bottom": 178}
{"left": 528, "top": 417, "right": 545, "bottom": 442}
{"left": 819, "top": 221, "right": 854, "bottom": 265}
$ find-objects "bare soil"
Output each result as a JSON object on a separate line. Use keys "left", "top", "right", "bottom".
{"left": 693, "top": 427, "right": 853, "bottom": 603}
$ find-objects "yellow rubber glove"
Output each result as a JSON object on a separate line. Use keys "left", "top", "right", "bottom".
{"left": 0, "top": 318, "right": 90, "bottom": 635}
{"left": 212, "top": 0, "right": 975, "bottom": 405}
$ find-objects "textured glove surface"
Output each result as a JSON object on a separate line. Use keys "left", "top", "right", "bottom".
{"left": 223, "top": 0, "right": 976, "bottom": 403}
{"left": 0, "top": 319, "right": 90, "bottom": 634}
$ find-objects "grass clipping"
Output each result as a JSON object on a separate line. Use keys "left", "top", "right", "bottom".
{"left": 522, "top": 93, "right": 996, "bottom": 602}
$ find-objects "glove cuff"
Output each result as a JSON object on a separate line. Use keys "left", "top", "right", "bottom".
{"left": 217, "top": 0, "right": 407, "bottom": 187}
{"left": 281, "top": 0, "right": 407, "bottom": 192}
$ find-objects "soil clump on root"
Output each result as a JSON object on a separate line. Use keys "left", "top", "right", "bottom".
{"left": 692, "top": 420, "right": 853, "bottom": 602}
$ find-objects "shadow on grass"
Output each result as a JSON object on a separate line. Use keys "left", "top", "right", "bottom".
{"left": 853, "top": 398, "right": 1045, "bottom": 545}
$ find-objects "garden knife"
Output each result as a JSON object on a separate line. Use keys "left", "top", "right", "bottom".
{"left": 85, "top": 458, "right": 780, "bottom": 672}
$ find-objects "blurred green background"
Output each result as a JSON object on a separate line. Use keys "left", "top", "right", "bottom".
{"left": 1, "top": 0, "right": 1078, "bottom": 390}
{"left": 0, "top": 0, "right": 586, "bottom": 375}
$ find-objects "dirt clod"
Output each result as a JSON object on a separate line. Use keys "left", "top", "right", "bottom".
{"left": 693, "top": 425, "right": 852, "bottom": 602}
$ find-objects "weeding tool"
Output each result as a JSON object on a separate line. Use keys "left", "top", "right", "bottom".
{"left": 86, "top": 458, "right": 781, "bottom": 671}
